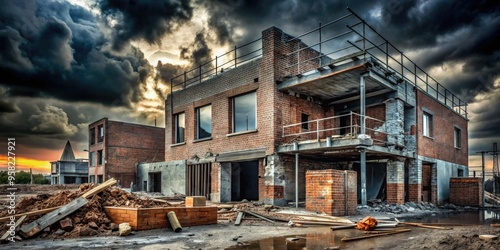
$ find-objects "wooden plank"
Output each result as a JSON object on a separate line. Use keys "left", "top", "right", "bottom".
{"left": 20, "top": 197, "right": 89, "bottom": 237}
{"left": 150, "top": 198, "right": 172, "bottom": 206}
{"left": 1, "top": 215, "right": 26, "bottom": 242}
{"left": 292, "top": 220, "right": 355, "bottom": 226}
{"left": 242, "top": 210, "right": 274, "bottom": 224}
{"left": 399, "top": 222, "right": 452, "bottom": 230}
{"left": 341, "top": 229, "right": 411, "bottom": 242}
{"left": 0, "top": 206, "right": 62, "bottom": 222}
{"left": 80, "top": 178, "right": 117, "bottom": 199}
{"left": 235, "top": 212, "right": 244, "bottom": 226}
{"left": 331, "top": 225, "right": 356, "bottom": 230}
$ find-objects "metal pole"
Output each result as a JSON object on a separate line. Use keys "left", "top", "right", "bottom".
{"left": 360, "top": 75, "right": 366, "bottom": 134}
{"left": 295, "top": 153, "right": 299, "bottom": 208}
{"left": 482, "top": 151, "right": 485, "bottom": 209}
{"left": 360, "top": 149, "right": 367, "bottom": 206}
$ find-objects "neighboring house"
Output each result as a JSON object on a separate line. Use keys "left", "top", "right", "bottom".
{"left": 51, "top": 140, "right": 88, "bottom": 184}
{"left": 138, "top": 10, "right": 468, "bottom": 205}
{"left": 88, "top": 118, "right": 165, "bottom": 188}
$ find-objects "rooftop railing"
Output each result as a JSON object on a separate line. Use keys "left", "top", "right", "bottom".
{"left": 283, "top": 8, "right": 467, "bottom": 118}
{"left": 170, "top": 38, "right": 262, "bottom": 92}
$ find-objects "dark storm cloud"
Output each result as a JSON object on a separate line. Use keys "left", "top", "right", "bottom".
{"left": 0, "top": 0, "right": 152, "bottom": 107}
{"left": 96, "top": 0, "right": 194, "bottom": 51}
{"left": 180, "top": 31, "right": 213, "bottom": 68}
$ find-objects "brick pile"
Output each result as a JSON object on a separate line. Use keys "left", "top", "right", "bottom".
{"left": 0, "top": 183, "right": 173, "bottom": 239}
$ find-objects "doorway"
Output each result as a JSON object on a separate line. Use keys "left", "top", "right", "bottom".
{"left": 422, "top": 164, "right": 432, "bottom": 202}
{"left": 230, "top": 161, "right": 259, "bottom": 201}
{"left": 149, "top": 172, "right": 162, "bottom": 193}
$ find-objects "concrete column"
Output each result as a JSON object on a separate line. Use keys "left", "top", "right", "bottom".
{"left": 264, "top": 154, "right": 286, "bottom": 206}
{"left": 407, "top": 159, "right": 422, "bottom": 202}
{"left": 386, "top": 159, "right": 405, "bottom": 204}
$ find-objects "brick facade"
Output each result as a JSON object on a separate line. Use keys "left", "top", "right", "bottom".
{"left": 417, "top": 91, "right": 468, "bottom": 165}
{"left": 89, "top": 118, "right": 165, "bottom": 187}
{"left": 305, "top": 169, "right": 357, "bottom": 216}
{"left": 449, "top": 178, "right": 482, "bottom": 206}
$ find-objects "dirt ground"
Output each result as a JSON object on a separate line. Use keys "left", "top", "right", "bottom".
{"left": 2, "top": 184, "right": 499, "bottom": 249}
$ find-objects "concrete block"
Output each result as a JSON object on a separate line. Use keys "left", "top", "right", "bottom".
{"left": 185, "top": 196, "right": 206, "bottom": 207}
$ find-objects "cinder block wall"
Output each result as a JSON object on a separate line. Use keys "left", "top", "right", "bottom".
{"left": 306, "top": 169, "right": 357, "bottom": 216}
{"left": 449, "top": 178, "right": 482, "bottom": 206}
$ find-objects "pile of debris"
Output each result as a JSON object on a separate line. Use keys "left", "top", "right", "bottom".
{"left": 0, "top": 179, "right": 174, "bottom": 242}
{"left": 361, "top": 200, "right": 439, "bottom": 214}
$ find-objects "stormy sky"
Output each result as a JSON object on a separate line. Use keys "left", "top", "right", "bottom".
{"left": 0, "top": 0, "right": 498, "bottom": 173}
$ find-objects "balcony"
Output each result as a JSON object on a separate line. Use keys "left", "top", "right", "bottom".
{"left": 279, "top": 112, "right": 411, "bottom": 159}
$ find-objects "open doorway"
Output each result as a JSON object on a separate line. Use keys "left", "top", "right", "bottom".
{"left": 422, "top": 164, "right": 432, "bottom": 202}
{"left": 231, "top": 161, "right": 259, "bottom": 201}
{"left": 148, "top": 172, "right": 162, "bottom": 193}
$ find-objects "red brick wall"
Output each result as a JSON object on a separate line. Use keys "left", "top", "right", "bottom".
{"left": 89, "top": 118, "right": 165, "bottom": 187}
{"left": 305, "top": 169, "right": 357, "bottom": 216}
{"left": 408, "top": 183, "right": 422, "bottom": 202}
{"left": 104, "top": 206, "right": 217, "bottom": 230}
{"left": 449, "top": 178, "right": 482, "bottom": 206}
{"left": 386, "top": 183, "right": 405, "bottom": 204}
{"left": 417, "top": 91, "right": 468, "bottom": 165}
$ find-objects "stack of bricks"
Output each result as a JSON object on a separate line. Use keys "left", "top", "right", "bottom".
{"left": 449, "top": 178, "right": 482, "bottom": 207}
{"left": 305, "top": 169, "right": 357, "bottom": 216}
{"left": 104, "top": 206, "right": 217, "bottom": 230}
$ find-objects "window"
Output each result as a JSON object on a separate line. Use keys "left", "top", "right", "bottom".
{"left": 454, "top": 127, "right": 461, "bottom": 148}
{"left": 174, "top": 112, "right": 185, "bottom": 143}
{"left": 51, "top": 163, "right": 57, "bottom": 174}
{"left": 98, "top": 125, "right": 104, "bottom": 142}
{"left": 422, "top": 112, "right": 433, "bottom": 137}
{"left": 90, "top": 175, "right": 95, "bottom": 183}
{"left": 196, "top": 105, "right": 212, "bottom": 139}
{"left": 90, "top": 128, "right": 95, "bottom": 145}
{"left": 89, "top": 151, "right": 95, "bottom": 167}
{"left": 233, "top": 92, "right": 256, "bottom": 133}
{"left": 458, "top": 169, "right": 464, "bottom": 177}
{"left": 97, "top": 150, "right": 103, "bottom": 165}
{"left": 97, "top": 175, "right": 103, "bottom": 184}
{"left": 301, "top": 113, "right": 310, "bottom": 130}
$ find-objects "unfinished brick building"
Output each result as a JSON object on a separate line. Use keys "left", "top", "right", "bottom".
{"left": 144, "top": 10, "right": 468, "bottom": 209}
{"left": 88, "top": 118, "right": 165, "bottom": 188}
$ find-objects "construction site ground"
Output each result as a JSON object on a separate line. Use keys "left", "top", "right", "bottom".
{"left": 1, "top": 184, "right": 499, "bottom": 249}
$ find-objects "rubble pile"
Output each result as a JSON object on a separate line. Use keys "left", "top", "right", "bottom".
{"left": 0, "top": 183, "right": 173, "bottom": 239}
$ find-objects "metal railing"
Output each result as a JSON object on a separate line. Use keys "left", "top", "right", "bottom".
{"left": 282, "top": 112, "right": 390, "bottom": 146}
{"left": 282, "top": 8, "right": 467, "bottom": 118}
{"left": 170, "top": 38, "right": 262, "bottom": 92}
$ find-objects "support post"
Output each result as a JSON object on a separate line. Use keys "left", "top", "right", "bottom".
{"left": 360, "top": 75, "right": 366, "bottom": 134}
{"left": 295, "top": 152, "right": 299, "bottom": 208}
{"left": 481, "top": 151, "right": 485, "bottom": 209}
{"left": 360, "top": 149, "right": 367, "bottom": 206}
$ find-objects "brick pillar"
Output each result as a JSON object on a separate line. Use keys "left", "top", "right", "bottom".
{"left": 431, "top": 164, "right": 438, "bottom": 204}
{"left": 263, "top": 155, "right": 286, "bottom": 206}
{"left": 407, "top": 159, "right": 422, "bottom": 202}
{"left": 306, "top": 169, "right": 357, "bottom": 216}
{"left": 386, "top": 159, "right": 405, "bottom": 204}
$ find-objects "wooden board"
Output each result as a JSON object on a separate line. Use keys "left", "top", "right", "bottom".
{"left": 20, "top": 197, "right": 88, "bottom": 237}
{"left": 235, "top": 212, "right": 244, "bottom": 226}
{"left": 242, "top": 210, "right": 274, "bottom": 224}
{"left": 80, "top": 178, "right": 117, "bottom": 198}
{"left": 0, "top": 207, "right": 62, "bottom": 222}
{"left": 0, "top": 215, "right": 26, "bottom": 242}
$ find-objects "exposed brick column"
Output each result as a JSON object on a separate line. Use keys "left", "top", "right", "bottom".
{"left": 386, "top": 159, "right": 405, "bottom": 204}
{"left": 263, "top": 155, "right": 286, "bottom": 206}
{"left": 306, "top": 169, "right": 357, "bottom": 216}
{"left": 385, "top": 98, "right": 405, "bottom": 147}
{"left": 407, "top": 159, "right": 422, "bottom": 202}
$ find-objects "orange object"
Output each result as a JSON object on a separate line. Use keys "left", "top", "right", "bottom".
{"left": 356, "top": 216, "right": 378, "bottom": 231}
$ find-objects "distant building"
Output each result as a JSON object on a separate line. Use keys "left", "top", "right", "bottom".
{"left": 51, "top": 140, "right": 88, "bottom": 184}
{"left": 88, "top": 118, "right": 165, "bottom": 187}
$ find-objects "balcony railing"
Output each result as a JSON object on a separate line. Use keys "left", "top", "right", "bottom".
{"left": 282, "top": 112, "right": 390, "bottom": 146}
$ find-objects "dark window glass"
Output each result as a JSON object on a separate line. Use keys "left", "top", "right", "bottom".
{"left": 233, "top": 92, "right": 256, "bottom": 133}
{"left": 196, "top": 105, "right": 212, "bottom": 139}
